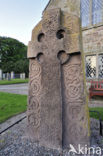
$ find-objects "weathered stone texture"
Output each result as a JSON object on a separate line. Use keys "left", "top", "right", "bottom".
{"left": 62, "top": 54, "right": 90, "bottom": 149}
{"left": 27, "top": 2, "right": 90, "bottom": 150}
{"left": 83, "top": 26, "right": 103, "bottom": 53}
{"left": 45, "top": 0, "right": 80, "bottom": 17}
{"left": 27, "top": 58, "right": 41, "bottom": 141}
{"left": 28, "top": 9, "right": 63, "bottom": 149}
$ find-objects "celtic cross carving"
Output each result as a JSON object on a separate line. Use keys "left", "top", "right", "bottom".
{"left": 27, "top": 8, "right": 90, "bottom": 150}
{"left": 28, "top": 8, "right": 70, "bottom": 65}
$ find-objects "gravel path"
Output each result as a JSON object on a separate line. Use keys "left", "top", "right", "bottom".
{"left": 0, "top": 83, "right": 28, "bottom": 95}
{"left": 0, "top": 118, "right": 103, "bottom": 156}
{"left": 0, "top": 119, "right": 63, "bottom": 156}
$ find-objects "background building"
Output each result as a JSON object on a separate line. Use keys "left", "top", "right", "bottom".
{"left": 81, "top": 0, "right": 103, "bottom": 81}
{"left": 46, "top": 0, "right": 103, "bottom": 82}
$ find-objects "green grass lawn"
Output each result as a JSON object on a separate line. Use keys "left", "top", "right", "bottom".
{"left": 0, "top": 91, "right": 103, "bottom": 123}
{"left": 0, "top": 79, "right": 28, "bottom": 85}
{"left": 89, "top": 107, "right": 103, "bottom": 120}
{"left": 0, "top": 92, "right": 27, "bottom": 123}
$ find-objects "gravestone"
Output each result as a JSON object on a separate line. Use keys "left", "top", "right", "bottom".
{"left": 0, "top": 69, "right": 2, "bottom": 80}
{"left": 11, "top": 71, "right": 14, "bottom": 79}
{"left": 20, "top": 73, "right": 25, "bottom": 79}
{"left": 27, "top": 0, "right": 90, "bottom": 150}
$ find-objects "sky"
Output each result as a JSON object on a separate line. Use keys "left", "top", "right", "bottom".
{"left": 0, "top": 0, "right": 50, "bottom": 45}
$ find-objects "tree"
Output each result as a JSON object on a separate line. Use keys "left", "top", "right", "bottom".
{"left": 0, "top": 36, "right": 29, "bottom": 78}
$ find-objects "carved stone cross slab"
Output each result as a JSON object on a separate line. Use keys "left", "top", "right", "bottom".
{"left": 28, "top": 8, "right": 70, "bottom": 149}
{"left": 27, "top": 8, "right": 90, "bottom": 150}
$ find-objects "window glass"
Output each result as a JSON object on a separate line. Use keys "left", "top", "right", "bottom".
{"left": 98, "top": 54, "right": 103, "bottom": 78}
{"left": 92, "top": 0, "right": 102, "bottom": 24}
{"left": 81, "top": 0, "right": 90, "bottom": 27}
{"left": 86, "top": 55, "right": 96, "bottom": 78}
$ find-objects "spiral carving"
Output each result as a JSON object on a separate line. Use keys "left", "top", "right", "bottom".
{"left": 28, "top": 113, "right": 40, "bottom": 128}
{"left": 29, "top": 60, "right": 41, "bottom": 79}
{"left": 64, "top": 64, "right": 81, "bottom": 84}
{"left": 30, "top": 80, "right": 41, "bottom": 96}
{"left": 28, "top": 97, "right": 39, "bottom": 111}
{"left": 63, "top": 64, "right": 82, "bottom": 101}
{"left": 28, "top": 59, "right": 41, "bottom": 134}
{"left": 66, "top": 84, "right": 81, "bottom": 100}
